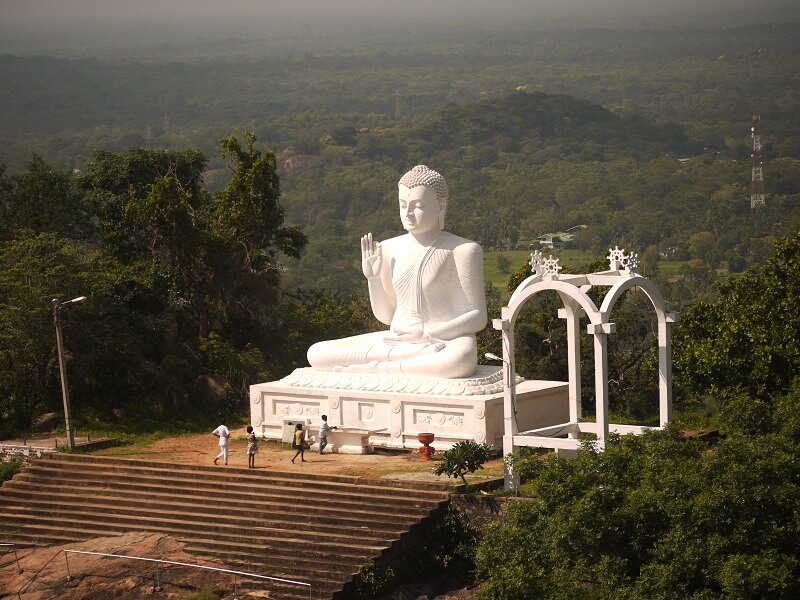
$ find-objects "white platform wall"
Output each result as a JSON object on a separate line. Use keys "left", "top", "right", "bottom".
{"left": 250, "top": 368, "right": 568, "bottom": 451}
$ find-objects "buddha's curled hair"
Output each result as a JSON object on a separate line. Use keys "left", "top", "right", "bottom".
{"left": 399, "top": 165, "right": 449, "bottom": 229}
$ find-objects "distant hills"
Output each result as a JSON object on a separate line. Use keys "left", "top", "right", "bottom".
{"left": 280, "top": 90, "right": 795, "bottom": 295}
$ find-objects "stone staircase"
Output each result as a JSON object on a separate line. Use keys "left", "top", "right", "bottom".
{"left": 0, "top": 453, "right": 453, "bottom": 599}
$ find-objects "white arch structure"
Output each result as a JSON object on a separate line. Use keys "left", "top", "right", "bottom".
{"left": 493, "top": 249, "right": 678, "bottom": 489}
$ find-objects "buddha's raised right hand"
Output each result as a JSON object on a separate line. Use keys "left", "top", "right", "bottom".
{"left": 361, "top": 233, "right": 382, "bottom": 280}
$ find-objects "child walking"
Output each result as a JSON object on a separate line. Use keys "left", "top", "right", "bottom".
{"left": 291, "top": 423, "right": 306, "bottom": 464}
{"left": 246, "top": 425, "right": 258, "bottom": 469}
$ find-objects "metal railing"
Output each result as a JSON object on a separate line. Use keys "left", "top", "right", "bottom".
{"left": 14, "top": 547, "right": 311, "bottom": 599}
{"left": 63, "top": 550, "right": 312, "bottom": 599}
{"left": 15, "top": 547, "right": 64, "bottom": 599}
{"left": 0, "top": 543, "right": 22, "bottom": 573}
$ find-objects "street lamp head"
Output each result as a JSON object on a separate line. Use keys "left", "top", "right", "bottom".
{"left": 485, "top": 352, "right": 504, "bottom": 362}
{"left": 53, "top": 296, "right": 87, "bottom": 307}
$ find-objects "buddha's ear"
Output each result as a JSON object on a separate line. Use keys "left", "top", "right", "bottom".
{"left": 438, "top": 199, "right": 447, "bottom": 230}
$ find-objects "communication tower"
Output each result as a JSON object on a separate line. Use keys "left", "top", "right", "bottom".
{"left": 750, "top": 114, "right": 765, "bottom": 208}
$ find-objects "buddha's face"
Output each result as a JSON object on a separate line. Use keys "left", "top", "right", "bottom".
{"left": 398, "top": 184, "right": 441, "bottom": 235}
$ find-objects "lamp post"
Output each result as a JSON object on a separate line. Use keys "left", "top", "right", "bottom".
{"left": 53, "top": 296, "right": 86, "bottom": 449}
{"left": 485, "top": 351, "right": 519, "bottom": 492}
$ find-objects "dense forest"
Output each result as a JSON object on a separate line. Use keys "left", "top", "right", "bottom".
{"left": 5, "top": 81, "right": 799, "bottom": 433}
{"left": 1, "top": 5, "right": 800, "bottom": 596}
{"left": 2, "top": 19, "right": 797, "bottom": 296}
{"left": 0, "top": 135, "right": 384, "bottom": 435}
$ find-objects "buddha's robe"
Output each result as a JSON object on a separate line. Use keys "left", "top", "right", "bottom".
{"left": 307, "top": 231, "right": 486, "bottom": 378}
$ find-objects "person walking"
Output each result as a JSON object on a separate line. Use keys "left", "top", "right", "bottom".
{"left": 246, "top": 425, "right": 258, "bottom": 469}
{"left": 212, "top": 419, "right": 230, "bottom": 465}
{"left": 291, "top": 423, "right": 306, "bottom": 464}
{"left": 319, "top": 414, "right": 337, "bottom": 454}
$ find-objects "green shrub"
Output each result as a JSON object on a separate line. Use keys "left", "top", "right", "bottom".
{"left": 0, "top": 457, "right": 22, "bottom": 484}
{"left": 776, "top": 379, "right": 800, "bottom": 443}
{"left": 715, "top": 389, "right": 774, "bottom": 436}
{"left": 403, "top": 505, "right": 479, "bottom": 581}
{"left": 176, "top": 591, "right": 219, "bottom": 600}
{"left": 354, "top": 562, "right": 394, "bottom": 599}
{"left": 507, "top": 446, "right": 547, "bottom": 485}
{"left": 433, "top": 440, "right": 493, "bottom": 490}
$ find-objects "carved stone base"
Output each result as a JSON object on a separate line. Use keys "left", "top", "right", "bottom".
{"left": 250, "top": 366, "right": 569, "bottom": 451}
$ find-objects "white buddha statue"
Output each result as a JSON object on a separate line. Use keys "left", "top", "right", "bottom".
{"left": 307, "top": 165, "right": 487, "bottom": 378}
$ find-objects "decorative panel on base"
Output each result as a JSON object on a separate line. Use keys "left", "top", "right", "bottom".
{"left": 250, "top": 366, "right": 568, "bottom": 451}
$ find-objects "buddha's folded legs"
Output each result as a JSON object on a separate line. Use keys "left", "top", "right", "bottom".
{"left": 307, "top": 332, "right": 477, "bottom": 378}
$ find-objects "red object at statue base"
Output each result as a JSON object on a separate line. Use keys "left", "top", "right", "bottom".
{"left": 418, "top": 432, "right": 435, "bottom": 461}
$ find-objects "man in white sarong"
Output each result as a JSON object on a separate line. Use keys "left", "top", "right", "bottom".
{"left": 307, "top": 165, "right": 487, "bottom": 379}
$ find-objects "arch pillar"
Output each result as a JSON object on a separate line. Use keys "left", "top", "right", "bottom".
{"left": 659, "top": 312, "right": 678, "bottom": 427}
{"left": 559, "top": 300, "right": 584, "bottom": 432}
{"left": 587, "top": 322, "right": 616, "bottom": 450}
{"left": 494, "top": 309, "right": 519, "bottom": 492}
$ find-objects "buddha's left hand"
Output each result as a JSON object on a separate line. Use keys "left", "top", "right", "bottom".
{"left": 384, "top": 325, "right": 442, "bottom": 347}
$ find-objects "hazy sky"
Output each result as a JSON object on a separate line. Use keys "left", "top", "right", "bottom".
{"left": 1, "top": 0, "right": 797, "bottom": 57}
{"left": 2, "top": 0, "right": 797, "bottom": 23}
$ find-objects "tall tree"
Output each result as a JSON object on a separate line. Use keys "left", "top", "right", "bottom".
{"left": 674, "top": 229, "right": 800, "bottom": 397}
{"left": 0, "top": 234, "right": 148, "bottom": 432}
{"left": 0, "top": 155, "right": 91, "bottom": 241}
{"left": 210, "top": 133, "right": 307, "bottom": 347}
{"left": 216, "top": 132, "right": 307, "bottom": 270}
{"left": 76, "top": 137, "right": 309, "bottom": 410}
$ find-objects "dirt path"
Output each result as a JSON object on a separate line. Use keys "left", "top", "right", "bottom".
{"left": 91, "top": 427, "right": 506, "bottom": 485}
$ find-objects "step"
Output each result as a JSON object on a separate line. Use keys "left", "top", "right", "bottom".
{"left": 0, "top": 519, "right": 365, "bottom": 584}
{"left": 246, "top": 578, "right": 330, "bottom": 600}
{"left": 183, "top": 552, "right": 355, "bottom": 591}
{"left": 0, "top": 503, "right": 397, "bottom": 552}
{"left": 0, "top": 511, "right": 387, "bottom": 560}
{"left": 0, "top": 526, "right": 86, "bottom": 547}
{"left": 44, "top": 453, "right": 452, "bottom": 493}
{"left": 3, "top": 478, "right": 439, "bottom": 525}
{"left": 179, "top": 544, "right": 363, "bottom": 580}
{"left": 0, "top": 493, "right": 405, "bottom": 539}
{"left": 16, "top": 466, "right": 446, "bottom": 510}
{"left": 0, "top": 454, "right": 455, "bottom": 600}
{"left": 0, "top": 520, "right": 120, "bottom": 543}
{"left": 34, "top": 456, "right": 452, "bottom": 498}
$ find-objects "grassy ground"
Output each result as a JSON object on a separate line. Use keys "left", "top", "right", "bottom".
{"left": 658, "top": 260, "right": 684, "bottom": 277}
{"left": 484, "top": 249, "right": 604, "bottom": 298}
{"left": 484, "top": 250, "right": 718, "bottom": 298}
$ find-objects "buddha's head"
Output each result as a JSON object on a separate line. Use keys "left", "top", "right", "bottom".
{"left": 398, "top": 165, "right": 449, "bottom": 232}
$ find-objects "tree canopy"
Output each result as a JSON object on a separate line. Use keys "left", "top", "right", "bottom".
{"left": 0, "top": 135, "right": 319, "bottom": 436}
{"left": 477, "top": 429, "right": 800, "bottom": 600}
{"left": 475, "top": 229, "right": 800, "bottom": 599}
{"left": 674, "top": 229, "right": 800, "bottom": 397}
